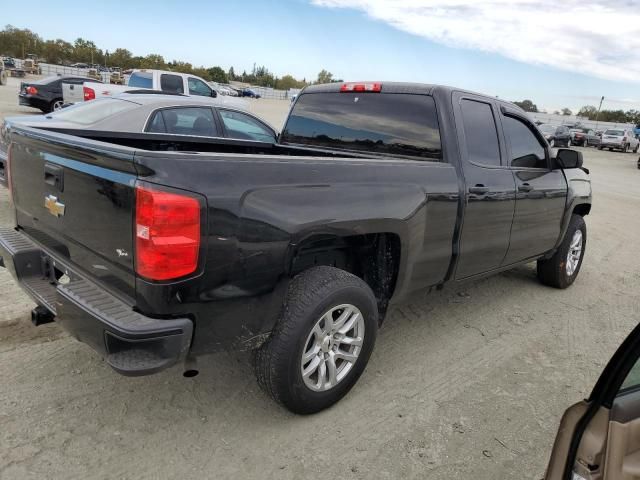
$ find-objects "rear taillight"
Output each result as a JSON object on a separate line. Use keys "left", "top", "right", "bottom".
{"left": 26, "top": 86, "right": 38, "bottom": 95}
{"left": 83, "top": 86, "right": 95, "bottom": 101}
{"left": 135, "top": 185, "right": 201, "bottom": 281}
{"left": 340, "top": 82, "right": 382, "bottom": 92}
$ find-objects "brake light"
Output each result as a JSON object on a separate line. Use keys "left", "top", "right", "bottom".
{"left": 83, "top": 86, "right": 95, "bottom": 101}
{"left": 26, "top": 86, "right": 38, "bottom": 95}
{"left": 340, "top": 82, "right": 382, "bottom": 92}
{"left": 135, "top": 185, "right": 201, "bottom": 281}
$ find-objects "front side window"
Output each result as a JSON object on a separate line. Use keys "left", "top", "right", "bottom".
{"left": 502, "top": 115, "right": 547, "bottom": 168}
{"left": 281, "top": 92, "right": 442, "bottom": 159}
{"left": 188, "top": 77, "right": 212, "bottom": 97}
{"left": 460, "top": 99, "right": 501, "bottom": 166}
{"left": 219, "top": 110, "right": 276, "bottom": 142}
{"left": 128, "top": 72, "right": 153, "bottom": 89}
{"left": 146, "top": 107, "right": 218, "bottom": 137}
{"left": 160, "top": 74, "right": 184, "bottom": 94}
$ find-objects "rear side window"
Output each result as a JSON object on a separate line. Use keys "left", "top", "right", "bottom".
{"left": 281, "top": 92, "right": 441, "bottom": 160}
{"left": 160, "top": 74, "right": 184, "bottom": 94}
{"left": 460, "top": 99, "right": 501, "bottom": 166}
{"left": 502, "top": 116, "right": 547, "bottom": 168}
{"left": 146, "top": 107, "right": 218, "bottom": 137}
{"left": 128, "top": 72, "right": 153, "bottom": 89}
{"left": 219, "top": 110, "right": 275, "bottom": 142}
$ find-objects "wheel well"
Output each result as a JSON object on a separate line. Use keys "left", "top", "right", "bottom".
{"left": 290, "top": 233, "right": 401, "bottom": 321}
{"left": 573, "top": 204, "right": 591, "bottom": 217}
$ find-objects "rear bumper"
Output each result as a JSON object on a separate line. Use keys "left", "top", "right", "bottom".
{"left": 600, "top": 141, "right": 623, "bottom": 149}
{"left": 0, "top": 226, "right": 193, "bottom": 376}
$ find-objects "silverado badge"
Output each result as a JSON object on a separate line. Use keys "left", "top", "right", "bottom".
{"left": 44, "top": 195, "right": 65, "bottom": 217}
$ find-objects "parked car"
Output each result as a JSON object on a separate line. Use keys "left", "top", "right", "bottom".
{"left": 538, "top": 124, "right": 572, "bottom": 147}
{"left": 545, "top": 321, "right": 640, "bottom": 479}
{"left": 6, "top": 95, "right": 277, "bottom": 142}
{"left": 19, "top": 76, "right": 101, "bottom": 113}
{"left": 76, "top": 69, "right": 221, "bottom": 104}
{"left": 569, "top": 128, "right": 600, "bottom": 147}
{"left": 241, "top": 87, "right": 261, "bottom": 98}
{"left": 69, "top": 63, "right": 89, "bottom": 69}
{"left": 0, "top": 82, "right": 591, "bottom": 414}
{"left": 598, "top": 128, "right": 640, "bottom": 152}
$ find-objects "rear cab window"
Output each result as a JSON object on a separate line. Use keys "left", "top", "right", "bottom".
{"left": 128, "top": 72, "right": 153, "bottom": 89}
{"left": 280, "top": 92, "right": 442, "bottom": 160}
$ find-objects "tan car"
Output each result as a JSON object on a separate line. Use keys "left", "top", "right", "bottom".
{"left": 546, "top": 322, "right": 640, "bottom": 479}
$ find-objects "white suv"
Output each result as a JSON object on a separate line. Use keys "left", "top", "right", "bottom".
{"left": 598, "top": 128, "right": 640, "bottom": 153}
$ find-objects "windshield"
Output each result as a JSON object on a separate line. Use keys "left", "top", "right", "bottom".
{"left": 604, "top": 129, "right": 624, "bottom": 136}
{"left": 538, "top": 124, "right": 556, "bottom": 133}
{"left": 48, "top": 98, "right": 138, "bottom": 125}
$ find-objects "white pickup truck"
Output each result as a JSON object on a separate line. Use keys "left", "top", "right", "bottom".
{"left": 63, "top": 69, "right": 220, "bottom": 104}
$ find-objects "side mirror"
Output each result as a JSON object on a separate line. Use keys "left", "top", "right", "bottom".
{"left": 211, "top": 89, "right": 217, "bottom": 98}
{"left": 554, "top": 148, "right": 584, "bottom": 170}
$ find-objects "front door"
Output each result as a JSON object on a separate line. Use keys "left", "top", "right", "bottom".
{"left": 498, "top": 109, "right": 567, "bottom": 265}
{"left": 452, "top": 93, "right": 516, "bottom": 279}
{"left": 545, "top": 321, "right": 640, "bottom": 480}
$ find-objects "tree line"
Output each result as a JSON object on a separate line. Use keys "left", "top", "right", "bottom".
{"left": 0, "top": 25, "right": 340, "bottom": 89}
{"left": 513, "top": 99, "right": 640, "bottom": 124}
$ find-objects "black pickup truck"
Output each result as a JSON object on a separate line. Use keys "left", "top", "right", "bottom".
{"left": 0, "top": 83, "right": 592, "bottom": 413}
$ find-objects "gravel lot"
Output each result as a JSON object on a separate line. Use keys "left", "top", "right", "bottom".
{"left": 1, "top": 75, "right": 639, "bottom": 479}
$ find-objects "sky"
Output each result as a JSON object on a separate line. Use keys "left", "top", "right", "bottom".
{"left": 3, "top": 0, "right": 640, "bottom": 113}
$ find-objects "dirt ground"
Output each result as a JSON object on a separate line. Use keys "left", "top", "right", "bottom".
{"left": 1, "top": 76, "right": 639, "bottom": 479}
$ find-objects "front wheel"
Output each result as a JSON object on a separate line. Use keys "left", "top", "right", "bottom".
{"left": 537, "top": 214, "right": 586, "bottom": 289}
{"left": 254, "top": 266, "right": 378, "bottom": 414}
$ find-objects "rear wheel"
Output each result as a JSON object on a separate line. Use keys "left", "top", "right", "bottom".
{"left": 254, "top": 266, "right": 378, "bottom": 414}
{"left": 49, "top": 99, "right": 63, "bottom": 112}
{"left": 634, "top": 143, "right": 639, "bottom": 153}
{"left": 537, "top": 214, "right": 586, "bottom": 289}
{"left": 622, "top": 144, "right": 629, "bottom": 153}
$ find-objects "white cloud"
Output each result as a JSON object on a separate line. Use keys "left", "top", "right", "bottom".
{"left": 311, "top": 0, "right": 640, "bottom": 83}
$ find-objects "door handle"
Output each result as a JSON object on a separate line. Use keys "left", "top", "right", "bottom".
{"left": 468, "top": 185, "right": 490, "bottom": 194}
{"left": 518, "top": 183, "right": 533, "bottom": 192}
{"left": 44, "top": 163, "right": 64, "bottom": 192}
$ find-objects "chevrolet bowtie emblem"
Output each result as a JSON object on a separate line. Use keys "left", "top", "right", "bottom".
{"left": 44, "top": 195, "right": 65, "bottom": 217}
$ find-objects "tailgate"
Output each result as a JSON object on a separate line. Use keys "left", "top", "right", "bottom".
{"left": 9, "top": 126, "right": 138, "bottom": 300}
{"left": 62, "top": 82, "right": 83, "bottom": 104}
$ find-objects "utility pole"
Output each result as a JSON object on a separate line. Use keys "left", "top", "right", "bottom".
{"left": 595, "top": 96, "right": 604, "bottom": 131}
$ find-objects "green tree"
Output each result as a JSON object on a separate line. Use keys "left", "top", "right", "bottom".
{"left": 207, "top": 66, "right": 228, "bottom": 83}
{"left": 278, "top": 74, "right": 303, "bottom": 90}
{"left": 561, "top": 108, "right": 572, "bottom": 116}
{"left": 577, "top": 105, "right": 597, "bottom": 119}
{"left": 107, "top": 48, "right": 133, "bottom": 68}
{"left": 316, "top": 69, "right": 333, "bottom": 84}
{"left": 512, "top": 99, "right": 538, "bottom": 112}
{"left": 139, "top": 54, "right": 165, "bottom": 69}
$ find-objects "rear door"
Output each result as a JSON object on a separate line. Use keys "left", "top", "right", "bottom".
{"left": 9, "top": 119, "right": 138, "bottom": 300}
{"left": 498, "top": 107, "right": 567, "bottom": 264}
{"left": 452, "top": 92, "right": 516, "bottom": 279}
{"left": 545, "top": 322, "right": 640, "bottom": 480}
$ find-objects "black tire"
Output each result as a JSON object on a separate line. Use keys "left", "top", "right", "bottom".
{"left": 48, "top": 98, "right": 63, "bottom": 113}
{"left": 622, "top": 144, "right": 629, "bottom": 153}
{"left": 634, "top": 143, "right": 639, "bottom": 153}
{"left": 537, "top": 214, "right": 586, "bottom": 289}
{"left": 254, "top": 266, "right": 378, "bottom": 414}
{"left": 597, "top": 145, "right": 603, "bottom": 150}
